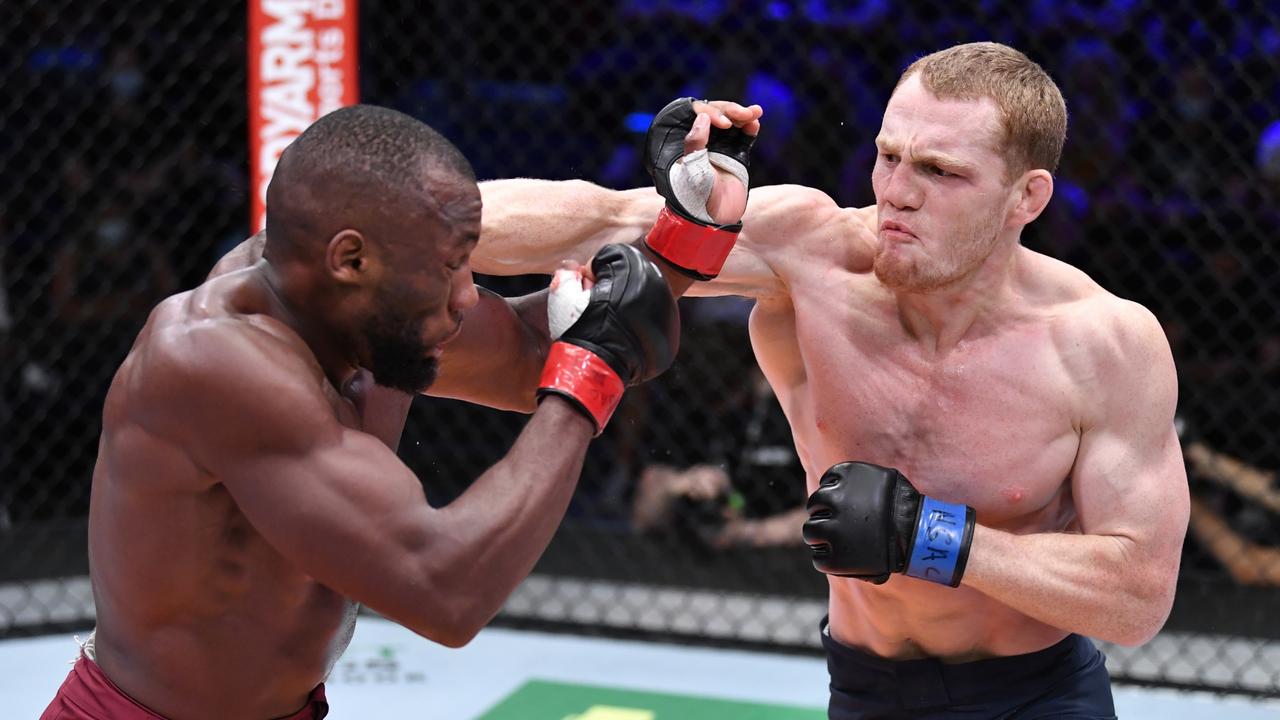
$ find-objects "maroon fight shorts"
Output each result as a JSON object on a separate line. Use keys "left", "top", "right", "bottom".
{"left": 41, "top": 654, "right": 329, "bottom": 720}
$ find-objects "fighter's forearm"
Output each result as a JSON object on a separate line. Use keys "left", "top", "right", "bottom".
{"left": 474, "top": 179, "right": 662, "bottom": 276}
{"left": 420, "top": 397, "right": 593, "bottom": 645}
{"left": 962, "top": 525, "right": 1177, "bottom": 646}
{"left": 430, "top": 288, "right": 550, "bottom": 412}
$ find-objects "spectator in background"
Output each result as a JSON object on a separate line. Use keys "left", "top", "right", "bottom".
{"left": 1164, "top": 63, "right": 1226, "bottom": 200}
{"left": 1029, "top": 38, "right": 1139, "bottom": 272}
{"left": 0, "top": 199, "right": 65, "bottom": 524}
{"left": 1056, "top": 40, "right": 1135, "bottom": 196}
{"left": 1166, "top": 99, "right": 1280, "bottom": 472}
{"left": 631, "top": 365, "right": 807, "bottom": 551}
{"left": 0, "top": 210, "right": 13, "bottom": 529}
{"left": 150, "top": 138, "right": 247, "bottom": 289}
{"left": 104, "top": 46, "right": 145, "bottom": 104}
{"left": 630, "top": 297, "right": 806, "bottom": 551}
{"left": 567, "top": 299, "right": 756, "bottom": 528}
{"left": 49, "top": 201, "right": 176, "bottom": 336}
{"left": 48, "top": 199, "right": 176, "bottom": 499}
{"left": 1182, "top": 425, "right": 1280, "bottom": 586}
{"left": 0, "top": 211, "right": 12, "bottom": 342}
{"left": 568, "top": 8, "right": 718, "bottom": 189}
{"left": 1172, "top": 232, "right": 1275, "bottom": 466}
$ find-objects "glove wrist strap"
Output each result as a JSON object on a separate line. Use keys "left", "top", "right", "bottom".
{"left": 537, "top": 342, "right": 624, "bottom": 436}
{"left": 904, "top": 497, "right": 976, "bottom": 587}
{"left": 643, "top": 206, "right": 740, "bottom": 281}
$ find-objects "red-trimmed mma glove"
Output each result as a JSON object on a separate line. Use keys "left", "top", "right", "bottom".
{"left": 643, "top": 97, "right": 755, "bottom": 280}
{"left": 802, "top": 462, "right": 977, "bottom": 587}
{"left": 538, "top": 243, "right": 679, "bottom": 435}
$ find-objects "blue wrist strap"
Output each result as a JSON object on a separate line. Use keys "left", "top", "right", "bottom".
{"left": 905, "top": 496, "right": 972, "bottom": 586}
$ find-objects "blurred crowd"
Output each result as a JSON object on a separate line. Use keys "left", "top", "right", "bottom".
{"left": 1, "top": 0, "right": 1278, "bottom": 586}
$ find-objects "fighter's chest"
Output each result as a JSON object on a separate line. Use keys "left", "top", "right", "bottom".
{"left": 790, "top": 305, "right": 1080, "bottom": 521}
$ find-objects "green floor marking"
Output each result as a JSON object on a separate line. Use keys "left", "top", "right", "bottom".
{"left": 475, "top": 679, "right": 826, "bottom": 720}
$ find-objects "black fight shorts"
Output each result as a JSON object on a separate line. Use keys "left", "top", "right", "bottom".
{"left": 822, "top": 617, "right": 1116, "bottom": 719}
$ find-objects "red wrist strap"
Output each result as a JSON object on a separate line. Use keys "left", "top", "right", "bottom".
{"left": 643, "top": 206, "right": 740, "bottom": 280}
{"left": 538, "top": 342, "right": 624, "bottom": 436}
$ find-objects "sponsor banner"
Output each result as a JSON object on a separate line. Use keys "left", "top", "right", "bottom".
{"left": 248, "top": 0, "right": 358, "bottom": 232}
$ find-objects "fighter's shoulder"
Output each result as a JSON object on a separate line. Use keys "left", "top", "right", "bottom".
{"left": 748, "top": 185, "right": 852, "bottom": 233}
{"left": 1031, "top": 253, "right": 1173, "bottom": 386}
{"left": 744, "top": 185, "right": 875, "bottom": 263}
{"left": 132, "top": 300, "right": 328, "bottom": 430}
{"left": 206, "top": 231, "right": 266, "bottom": 280}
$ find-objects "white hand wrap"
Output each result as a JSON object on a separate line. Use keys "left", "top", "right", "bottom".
{"left": 548, "top": 268, "right": 591, "bottom": 340}
{"left": 669, "top": 149, "right": 750, "bottom": 224}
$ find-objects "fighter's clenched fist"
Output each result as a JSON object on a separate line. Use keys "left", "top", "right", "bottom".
{"left": 538, "top": 243, "right": 679, "bottom": 434}
{"left": 803, "top": 462, "right": 975, "bottom": 587}
{"left": 642, "top": 97, "right": 761, "bottom": 280}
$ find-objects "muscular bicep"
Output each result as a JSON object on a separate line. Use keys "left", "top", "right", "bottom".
{"left": 429, "top": 286, "right": 547, "bottom": 411}
{"left": 1070, "top": 305, "right": 1188, "bottom": 570}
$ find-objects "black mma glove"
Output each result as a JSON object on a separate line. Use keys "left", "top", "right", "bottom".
{"left": 803, "top": 462, "right": 976, "bottom": 587}
{"left": 642, "top": 97, "right": 755, "bottom": 280}
{"left": 537, "top": 243, "right": 679, "bottom": 435}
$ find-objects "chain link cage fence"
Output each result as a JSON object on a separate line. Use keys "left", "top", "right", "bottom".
{"left": 2, "top": 0, "right": 1279, "bottom": 700}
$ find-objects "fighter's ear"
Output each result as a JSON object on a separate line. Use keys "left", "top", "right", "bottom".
{"left": 1007, "top": 169, "right": 1053, "bottom": 228}
{"left": 326, "top": 229, "right": 371, "bottom": 285}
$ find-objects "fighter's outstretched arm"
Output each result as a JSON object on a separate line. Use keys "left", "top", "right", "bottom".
{"left": 963, "top": 302, "right": 1189, "bottom": 645}
{"left": 474, "top": 100, "right": 810, "bottom": 302}
{"left": 476, "top": 178, "right": 808, "bottom": 301}
{"left": 136, "top": 318, "right": 594, "bottom": 648}
{"left": 435, "top": 180, "right": 856, "bottom": 410}
{"left": 474, "top": 180, "right": 661, "bottom": 276}
{"left": 434, "top": 99, "right": 776, "bottom": 409}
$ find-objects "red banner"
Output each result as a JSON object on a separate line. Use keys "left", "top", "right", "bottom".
{"left": 248, "top": 0, "right": 359, "bottom": 233}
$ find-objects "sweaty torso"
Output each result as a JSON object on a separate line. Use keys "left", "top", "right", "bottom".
{"left": 89, "top": 237, "right": 408, "bottom": 720}
{"left": 752, "top": 207, "right": 1101, "bottom": 662}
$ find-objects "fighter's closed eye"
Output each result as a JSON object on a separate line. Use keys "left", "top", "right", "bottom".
{"left": 446, "top": 252, "right": 471, "bottom": 272}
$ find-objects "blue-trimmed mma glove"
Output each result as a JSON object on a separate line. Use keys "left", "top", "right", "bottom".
{"left": 538, "top": 243, "right": 680, "bottom": 436}
{"left": 802, "top": 462, "right": 976, "bottom": 587}
{"left": 643, "top": 97, "right": 755, "bottom": 280}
